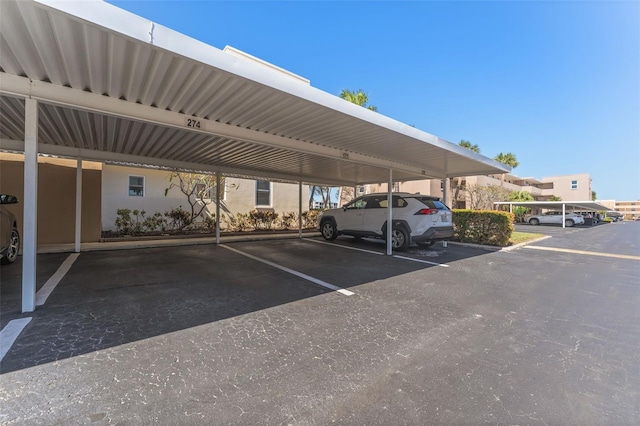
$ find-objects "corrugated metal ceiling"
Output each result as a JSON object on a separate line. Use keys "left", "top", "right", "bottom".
{"left": 0, "top": 0, "right": 509, "bottom": 185}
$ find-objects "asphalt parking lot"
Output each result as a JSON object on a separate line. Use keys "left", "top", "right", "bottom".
{"left": 1, "top": 222, "right": 639, "bottom": 425}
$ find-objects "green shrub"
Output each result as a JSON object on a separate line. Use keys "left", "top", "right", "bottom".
{"left": 165, "top": 207, "right": 191, "bottom": 231}
{"left": 202, "top": 214, "right": 216, "bottom": 232}
{"left": 280, "top": 212, "right": 298, "bottom": 230}
{"left": 452, "top": 209, "right": 514, "bottom": 246}
{"left": 302, "top": 209, "right": 321, "bottom": 229}
{"left": 115, "top": 208, "right": 133, "bottom": 235}
{"left": 248, "top": 209, "right": 279, "bottom": 230}
{"left": 115, "top": 209, "right": 156, "bottom": 235}
{"left": 223, "top": 212, "right": 252, "bottom": 232}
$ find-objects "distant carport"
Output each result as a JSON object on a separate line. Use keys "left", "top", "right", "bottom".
{"left": 1, "top": 0, "right": 509, "bottom": 312}
{"left": 494, "top": 201, "right": 613, "bottom": 228}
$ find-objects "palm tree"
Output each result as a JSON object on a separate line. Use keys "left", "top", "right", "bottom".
{"left": 509, "top": 190, "right": 534, "bottom": 222}
{"left": 494, "top": 152, "right": 519, "bottom": 187}
{"left": 333, "top": 89, "right": 378, "bottom": 203}
{"left": 494, "top": 152, "right": 519, "bottom": 169}
{"left": 339, "top": 89, "right": 378, "bottom": 111}
{"left": 459, "top": 139, "right": 480, "bottom": 153}
{"left": 451, "top": 140, "right": 481, "bottom": 207}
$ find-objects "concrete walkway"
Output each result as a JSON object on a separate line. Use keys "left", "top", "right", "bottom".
{"left": 37, "top": 231, "right": 322, "bottom": 254}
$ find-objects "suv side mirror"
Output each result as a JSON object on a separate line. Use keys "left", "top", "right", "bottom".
{"left": 0, "top": 194, "right": 19, "bottom": 204}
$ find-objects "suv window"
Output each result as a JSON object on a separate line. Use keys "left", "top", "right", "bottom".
{"left": 345, "top": 198, "right": 367, "bottom": 210}
{"left": 379, "top": 196, "right": 407, "bottom": 208}
{"left": 431, "top": 200, "right": 448, "bottom": 210}
{"left": 415, "top": 198, "right": 449, "bottom": 210}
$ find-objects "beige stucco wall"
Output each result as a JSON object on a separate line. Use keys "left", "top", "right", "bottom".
{"left": 101, "top": 164, "right": 310, "bottom": 231}
{"left": 101, "top": 165, "right": 187, "bottom": 230}
{"left": 0, "top": 153, "right": 102, "bottom": 244}
{"left": 367, "top": 172, "right": 591, "bottom": 207}
{"left": 541, "top": 173, "right": 591, "bottom": 201}
{"left": 226, "top": 179, "right": 308, "bottom": 215}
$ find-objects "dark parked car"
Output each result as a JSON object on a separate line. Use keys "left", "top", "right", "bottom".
{"left": 0, "top": 194, "right": 20, "bottom": 264}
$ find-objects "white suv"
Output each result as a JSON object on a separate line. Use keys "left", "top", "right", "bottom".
{"left": 526, "top": 211, "right": 585, "bottom": 227}
{"left": 317, "top": 193, "right": 453, "bottom": 251}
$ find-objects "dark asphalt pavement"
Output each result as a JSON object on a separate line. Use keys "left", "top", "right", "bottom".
{"left": 1, "top": 223, "right": 638, "bottom": 425}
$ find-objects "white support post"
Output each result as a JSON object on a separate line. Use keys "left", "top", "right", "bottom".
{"left": 442, "top": 177, "right": 450, "bottom": 248}
{"left": 443, "top": 178, "right": 450, "bottom": 208}
{"left": 22, "top": 98, "right": 38, "bottom": 313}
{"left": 562, "top": 203, "right": 566, "bottom": 229}
{"left": 386, "top": 169, "right": 393, "bottom": 255}
{"left": 74, "top": 158, "right": 82, "bottom": 253}
{"left": 298, "top": 181, "right": 303, "bottom": 239}
{"left": 215, "top": 173, "right": 221, "bottom": 244}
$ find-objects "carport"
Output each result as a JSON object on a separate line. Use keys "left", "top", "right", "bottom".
{"left": 494, "top": 201, "right": 612, "bottom": 228}
{"left": 1, "top": 0, "right": 508, "bottom": 312}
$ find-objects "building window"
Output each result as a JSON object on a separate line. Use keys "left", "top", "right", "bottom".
{"left": 194, "top": 183, "right": 212, "bottom": 200}
{"left": 256, "top": 180, "right": 271, "bottom": 206}
{"left": 129, "top": 176, "right": 144, "bottom": 196}
{"left": 571, "top": 180, "right": 578, "bottom": 189}
{"left": 358, "top": 185, "right": 365, "bottom": 194}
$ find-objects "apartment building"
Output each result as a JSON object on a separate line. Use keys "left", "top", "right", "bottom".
{"left": 598, "top": 200, "right": 639, "bottom": 219}
{"left": 362, "top": 172, "right": 593, "bottom": 209}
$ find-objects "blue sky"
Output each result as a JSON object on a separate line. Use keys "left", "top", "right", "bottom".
{"left": 108, "top": 0, "right": 639, "bottom": 201}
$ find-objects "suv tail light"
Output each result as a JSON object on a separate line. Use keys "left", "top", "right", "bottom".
{"left": 415, "top": 208, "right": 438, "bottom": 215}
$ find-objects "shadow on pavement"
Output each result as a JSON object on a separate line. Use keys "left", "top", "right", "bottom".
{"left": 1, "top": 238, "right": 490, "bottom": 374}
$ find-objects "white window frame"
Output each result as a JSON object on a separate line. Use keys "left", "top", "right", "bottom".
{"left": 255, "top": 180, "right": 272, "bottom": 207}
{"left": 194, "top": 183, "right": 212, "bottom": 200}
{"left": 571, "top": 180, "right": 578, "bottom": 190}
{"left": 128, "top": 175, "right": 145, "bottom": 197}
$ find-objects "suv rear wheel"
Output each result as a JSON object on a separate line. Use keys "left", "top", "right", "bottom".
{"left": 321, "top": 221, "right": 338, "bottom": 241}
{"left": 389, "top": 227, "right": 409, "bottom": 252}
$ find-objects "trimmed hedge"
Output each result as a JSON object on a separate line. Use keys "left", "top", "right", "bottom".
{"left": 452, "top": 209, "right": 514, "bottom": 246}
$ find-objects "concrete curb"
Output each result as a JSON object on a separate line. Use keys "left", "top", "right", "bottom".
{"left": 37, "top": 232, "right": 322, "bottom": 254}
{"left": 446, "top": 235, "right": 552, "bottom": 252}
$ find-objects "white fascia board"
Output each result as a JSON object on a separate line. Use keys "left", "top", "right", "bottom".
{"left": 494, "top": 201, "right": 611, "bottom": 211}
{"left": 31, "top": 0, "right": 506, "bottom": 176}
{"left": 1, "top": 74, "right": 433, "bottom": 178}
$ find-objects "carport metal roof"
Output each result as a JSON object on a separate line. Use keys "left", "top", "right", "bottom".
{"left": 494, "top": 201, "right": 612, "bottom": 212}
{"left": 0, "top": 0, "right": 509, "bottom": 186}
{"left": 1, "top": 0, "right": 512, "bottom": 313}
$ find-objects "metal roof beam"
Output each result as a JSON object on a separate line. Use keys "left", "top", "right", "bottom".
{"left": 0, "top": 137, "right": 359, "bottom": 187}
{"left": 1, "top": 74, "right": 437, "bottom": 179}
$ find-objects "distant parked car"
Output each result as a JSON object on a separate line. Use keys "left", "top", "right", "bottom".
{"left": 526, "top": 211, "right": 585, "bottom": 227}
{"left": 0, "top": 194, "right": 20, "bottom": 264}
{"left": 318, "top": 192, "right": 453, "bottom": 251}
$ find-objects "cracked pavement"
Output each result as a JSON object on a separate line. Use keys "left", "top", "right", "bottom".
{"left": 1, "top": 224, "right": 639, "bottom": 425}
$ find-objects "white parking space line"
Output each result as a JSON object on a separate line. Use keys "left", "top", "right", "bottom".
{"left": 305, "top": 238, "right": 449, "bottom": 267}
{"left": 303, "top": 238, "right": 384, "bottom": 255}
{"left": 220, "top": 244, "right": 355, "bottom": 296}
{"left": 35, "top": 253, "right": 80, "bottom": 306}
{"left": 524, "top": 245, "right": 640, "bottom": 261}
{"left": 393, "top": 255, "right": 449, "bottom": 267}
{"left": 0, "top": 317, "right": 32, "bottom": 361}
